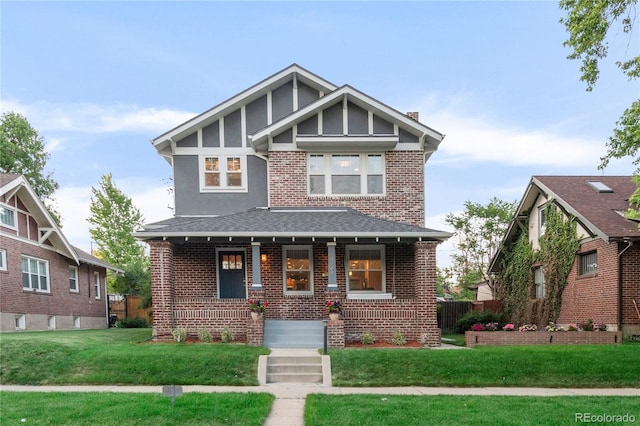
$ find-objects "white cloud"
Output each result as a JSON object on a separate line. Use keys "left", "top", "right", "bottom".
{"left": 1, "top": 98, "right": 194, "bottom": 134}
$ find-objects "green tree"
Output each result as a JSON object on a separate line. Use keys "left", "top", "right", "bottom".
{"left": 445, "top": 197, "right": 517, "bottom": 299}
{"left": 0, "top": 111, "right": 61, "bottom": 223}
{"left": 87, "top": 174, "right": 148, "bottom": 295}
{"left": 560, "top": 0, "right": 640, "bottom": 218}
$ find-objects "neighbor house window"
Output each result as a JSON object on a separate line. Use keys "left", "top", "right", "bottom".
{"left": 21, "top": 256, "right": 49, "bottom": 292}
{"left": 346, "top": 245, "right": 384, "bottom": 293}
{"left": 538, "top": 206, "right": 547, "bottom": 236}
{"left": 69, "top": 266, "right": 78, "bottom": 292}
{"left": 201, "top": 155, "right": 246, "bottom": 191}
{"left": 0, "top": 249, "right": 6, "bottom": 271}
{"left": 308, "top": 154, "right": 384, "bottom": 195}
{"left": 579, "top": 251, "right": 598, "bottom": 275}
{"left": 283, "top": 246, "right": 313, "bottom": 294}
{"left": 0, "top": 205, "right": 16, "bottom": 228}
{"left": 534, "top": 267, "right": 545, "bottom": 299}
{"left": 94, "top": 272, "right": 101, "bottom": 300}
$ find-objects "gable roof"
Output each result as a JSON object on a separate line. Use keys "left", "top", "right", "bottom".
{"left": 135, "top": 207, "right": 452, "bottom": 242}
{"left": 249, "top": 84, "right": 444, "bottom": 160}
{"left": 489, "top": 175, "right": 640, "bottom": 272}
{"left": 0, "top": 174, "right": 123, "bottom": 273}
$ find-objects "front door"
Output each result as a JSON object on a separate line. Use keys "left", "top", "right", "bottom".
{"left": 218, "top": 251, "right": 246, "bottom": 299}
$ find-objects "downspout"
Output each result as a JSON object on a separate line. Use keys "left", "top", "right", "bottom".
{"left": 618, "top": 240, "right": 633, "bottom": 331}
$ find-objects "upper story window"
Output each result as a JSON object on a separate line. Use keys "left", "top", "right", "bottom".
{"left": 22, "top": 255, "right": 49, "bottom": 292}
{"left": 0, "top": 249, "right": 7, "bottom": 271}
{"left": 69, "top": 266, "right": 78, "bottom": 292}
{"left": 346, "top": 245, "right": 385, "bottom": 293}
{"left": 579, "top": 251, "right": 597, "bottom": 275}
{"left": 283, "top": 245, "right": 313, "bottom": 295}
{"left": 533, "top": 267, "right": 545, "bottom": 299}
{"left": 309, "top": 154, "right": 384, "bottom": 196}
{"left": 538, "top": 206, "right": 547, "bottom": 236}
{"left": 200, "top": 155, "right": 247, "bottom": 192}
{"left": 0, "top": 205, "right": 16, "bottom": 228}
{"left": 94, "top": 271, "right": 101, "bottom": 300}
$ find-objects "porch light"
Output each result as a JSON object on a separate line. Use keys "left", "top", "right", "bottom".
{"left": 261, "top": 254, "right": 267, "bottom": 262}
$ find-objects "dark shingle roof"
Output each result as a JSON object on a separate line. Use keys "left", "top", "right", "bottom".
{"left": 136, "top": 207, "right": 451, "bottom": 241}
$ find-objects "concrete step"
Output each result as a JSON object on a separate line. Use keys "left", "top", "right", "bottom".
{"left": 265, "top": 354, "right": 324, "bottom": 384}
{"left": 266, "top": 372, "right": 324, "bottom": 383}
{"left": 268, "top": 356, "right": 323, "bottom": 365}
{"left": 267, "top": 364, "right": 323, "bottom": 374}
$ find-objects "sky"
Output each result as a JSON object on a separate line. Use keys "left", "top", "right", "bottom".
{"left": 1, "top": 1, "right": 638, "bottom": 269}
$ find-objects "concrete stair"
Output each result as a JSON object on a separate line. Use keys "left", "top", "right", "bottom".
{"left": 264, "top": 319, "right": 324, "bottom": 349}
{"left": 266, "top": 355, "right": 323, "bottom": 384}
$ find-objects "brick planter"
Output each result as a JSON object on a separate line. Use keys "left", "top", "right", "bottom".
{"left": 465, "top": 331, "right": 623, "bottom": 348}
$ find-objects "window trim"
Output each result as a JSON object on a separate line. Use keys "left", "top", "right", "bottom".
{"left": 69, "top": 265, "right": 79, "bottom": 292}
{"left": 199, "top": 154, "right": 248, "bottom": 193}
{"left": 578, "top": 251, "right": 598, "bottom": 276}
{"left": 21, "top": 255, "right": 50, "bottom": 293}
{"left": 0, "top": 204, "right": 17, "bottom": 229}
{"left": 0, "top": 249, "right": 7, "bottom": 271}
{"left": 308, "top": 153, "right": 385, "bottom": 196}
{"left": 94, "top": 271, "right": 101, "bottom": 300}
{"left": 283, "top": 245, "right": 313, "bottom": 295}
{"left": 345, "top": 245, "right": 386, "bottom": 295}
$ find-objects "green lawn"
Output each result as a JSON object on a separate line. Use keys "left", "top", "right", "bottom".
{"left": 304, "top": 394, "right": 640, "bottom": 426}
{"left": 0, "top": 391, "right": 274, "bottom": 426}
{"left": 329, "top": 344, "right": 640, "bottom": 387}
{"left": 0, "top": 329, "right": 269, "bottom": 385}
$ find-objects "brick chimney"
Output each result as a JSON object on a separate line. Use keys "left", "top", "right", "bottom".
{"left": 406, "top": 112, "right": 419, "bottom": 121}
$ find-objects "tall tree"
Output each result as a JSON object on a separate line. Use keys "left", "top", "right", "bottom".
{"left": 87, "top": 174, "right": 147, "bottom": 294}
{"left": 445, "top": 197, "right": 517, "bottom": 299}
{"left": 560, "top": 0, "right": 640, "bottom": 218}
{"left": 0, "top": 111, "right": 61, "bottom": 223}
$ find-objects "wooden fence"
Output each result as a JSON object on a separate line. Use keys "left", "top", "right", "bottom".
{"left": 438, "top": 301, "right": 472, "bottom": 332}
{"left": 108, "top": 295, "right": 151, "bottom": 325}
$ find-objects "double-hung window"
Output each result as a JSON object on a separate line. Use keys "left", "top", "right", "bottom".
{"left": 0, "top": 205, "right": 16, "bottom": 228}
{"left": 283, "top": 246, "right": 313, "bottom": 294}
{"left": 579, "top": 251, "right": 597, "bottom": 275}
{"left": 69, "top": 266, "right": 78, "bottom": 292}
{"left": 0, "top": 249, "right": 7, "bottom": 271}
{"left": 533, "top": 267, "right": 545, "bottom": 299}
{"left": 22, "top": 256, "right": 49, "bottom": 292}
{"left": 309, "top": 154, "right": 384, "bottom": 195}
{"left": 94, "top": 272, "right": 101, "bottom": 300}
{"left": 346, "top": 245, "right": 384, "bottom": 293}
{"left": 201, "top": 155, "right": 246, "bottom": 191}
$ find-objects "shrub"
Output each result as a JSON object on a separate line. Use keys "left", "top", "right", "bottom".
{"left": 114, "top": 318, "right": 148, "bottom": 328}
{"left": 171, "top": 327, "right": 187, "bottom": 343}
{"left": 220, "top": 327, "right": 233, "bottom": 343}
{"left": 197, "top": 328, "right": 213, "bottom": 343}
{"left": 360, "top": 331, "right": 375, "bottom": 345}
{"left": 471, "top": 323, "right": 486, "bottom": 331}
{"left": 455, "top": 311, "right": 503, "bottom": 333}
{"left": 390, "top": 330, "right": 406, "bottom": 346}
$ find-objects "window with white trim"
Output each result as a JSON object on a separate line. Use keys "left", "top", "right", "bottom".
{"left": 346, "top": 245, "right": 385, "bottom": 293}
{"left": 0, "top": 249, "right": 7, "bottom": 271}
{"left": 69, "top": 266, "right": 78, "bottom": 292}
{"left": 283, "top": 245, "right": 313, "bottom": 294}
{"left": 94, "top": 271, "right": 101, "bottom": 300}
{"left": 579, "top": 251, "right": 598, "bottom": 275}
{"left": 201, "top": 155, "right": 246, "bottom": 191}
{"left": 533, "top": 267, "right": 545, "bottom": 299}
{"left": 21, "top": 256, "right": 49, "bottom": 292}
{"left": 0, "top": 205, "right": 16, "bottom": 228}
{"left": 309, "top": 154, "right": 384, "bottom": 195}
{"left": 538, "top": 206, "right": 547, "bottom": 236}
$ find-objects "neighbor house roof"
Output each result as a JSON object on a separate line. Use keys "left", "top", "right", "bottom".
{"left": 134, "top": 207, "right": 452, "bottom": 242}
{"left": 489, "top": 175, "right": 640, "bottom": 273}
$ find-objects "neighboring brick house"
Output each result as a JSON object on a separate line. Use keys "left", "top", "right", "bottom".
{"left": 489, "top": 176, "right": 640, "bottom": 337}
{"left": 135, "top": 64, "right": 451, "bottom": 347}
{"left": 0, "top": 173, "right": 122, "bottom": 331}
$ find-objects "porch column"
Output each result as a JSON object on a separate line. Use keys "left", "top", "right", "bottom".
{"left": 149, "top": 240, "right": 175, "bottom": 341}
{"left": 415, "top": 241, "right": 440, "bottom": 347}
{"left": 327, "top": 242, "right": 338, "bottom": 291}
{"left": 251, "top": 242, "right": 262, "bottom": 289}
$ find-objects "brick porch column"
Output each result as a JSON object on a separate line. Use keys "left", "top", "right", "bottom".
{"left": 149, "top": 240, "right": 175, "bottom": 340}
{"left": 415, "top": 241, "right": 441, "bottom": 347}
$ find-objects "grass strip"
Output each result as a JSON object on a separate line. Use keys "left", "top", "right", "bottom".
{"left": 329, "top": 344, "right": 640, "bottom": 387}
{"left": 304, "top": 394, "right": 640, "bottom": 426}
{"left": 0, "top": 391, "right": 274, "bottom": 426}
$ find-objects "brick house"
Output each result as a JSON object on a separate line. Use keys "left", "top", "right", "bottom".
{"left": 0, "top": 173, "right": 122, "bottom": 331}
{"left": 489, "top": 176, "right": 640, "bottom": 337}
{"left": 135, "top": 64, "right": 451, "bottom": 347}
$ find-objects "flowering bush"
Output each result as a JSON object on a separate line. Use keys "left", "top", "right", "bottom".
{"left": 326, "top": 300, "right": 343, "bottom": 313}
{"left": 567, "top": 323, "right": 578, "bottom": 331}
{"left": 471, "top": 323, "right": 486, "bottom": 331}
{"left": 519, "top": 324, "right": 537, "bottom": 332}
{"left": 581, "top": 319, "right": 594, "bottom": 331}
{"left": 485, "top": 322, "right": 499, "bottom": 331}
{"left": 545, "top": 322, "right": 565, "bottom": 332}
{"left": 249, "top": 299, "right": 269, "bottom": 313}
{"left": 593, "top": 322, "right": 608, "bottom": 331}
{"left": 502, "top": 323, "right": 515, "bottom": 331}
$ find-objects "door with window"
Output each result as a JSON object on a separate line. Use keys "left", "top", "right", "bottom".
{"left": 218, "top": 251, "right": 246, "bottom": 299}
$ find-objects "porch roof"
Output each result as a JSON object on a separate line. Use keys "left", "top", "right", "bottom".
{"left": 134, "top": 207, "right": 452, "bottom": 243}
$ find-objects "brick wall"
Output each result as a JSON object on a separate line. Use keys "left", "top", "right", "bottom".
{"left": 465, "top": 330, "right": 623, "bottom": 347}
{"left": 268, "top": 151, "right": 425, "bottom": 226}
{"left": 0, "top": 236, "right": 108, "bottom": 331}
{"left": 621, "top": 243, "right": 640, "bottom": 329}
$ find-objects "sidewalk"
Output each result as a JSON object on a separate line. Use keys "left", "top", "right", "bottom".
{"left": 3, "top": 384, "right": 639, "bottom": 426}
